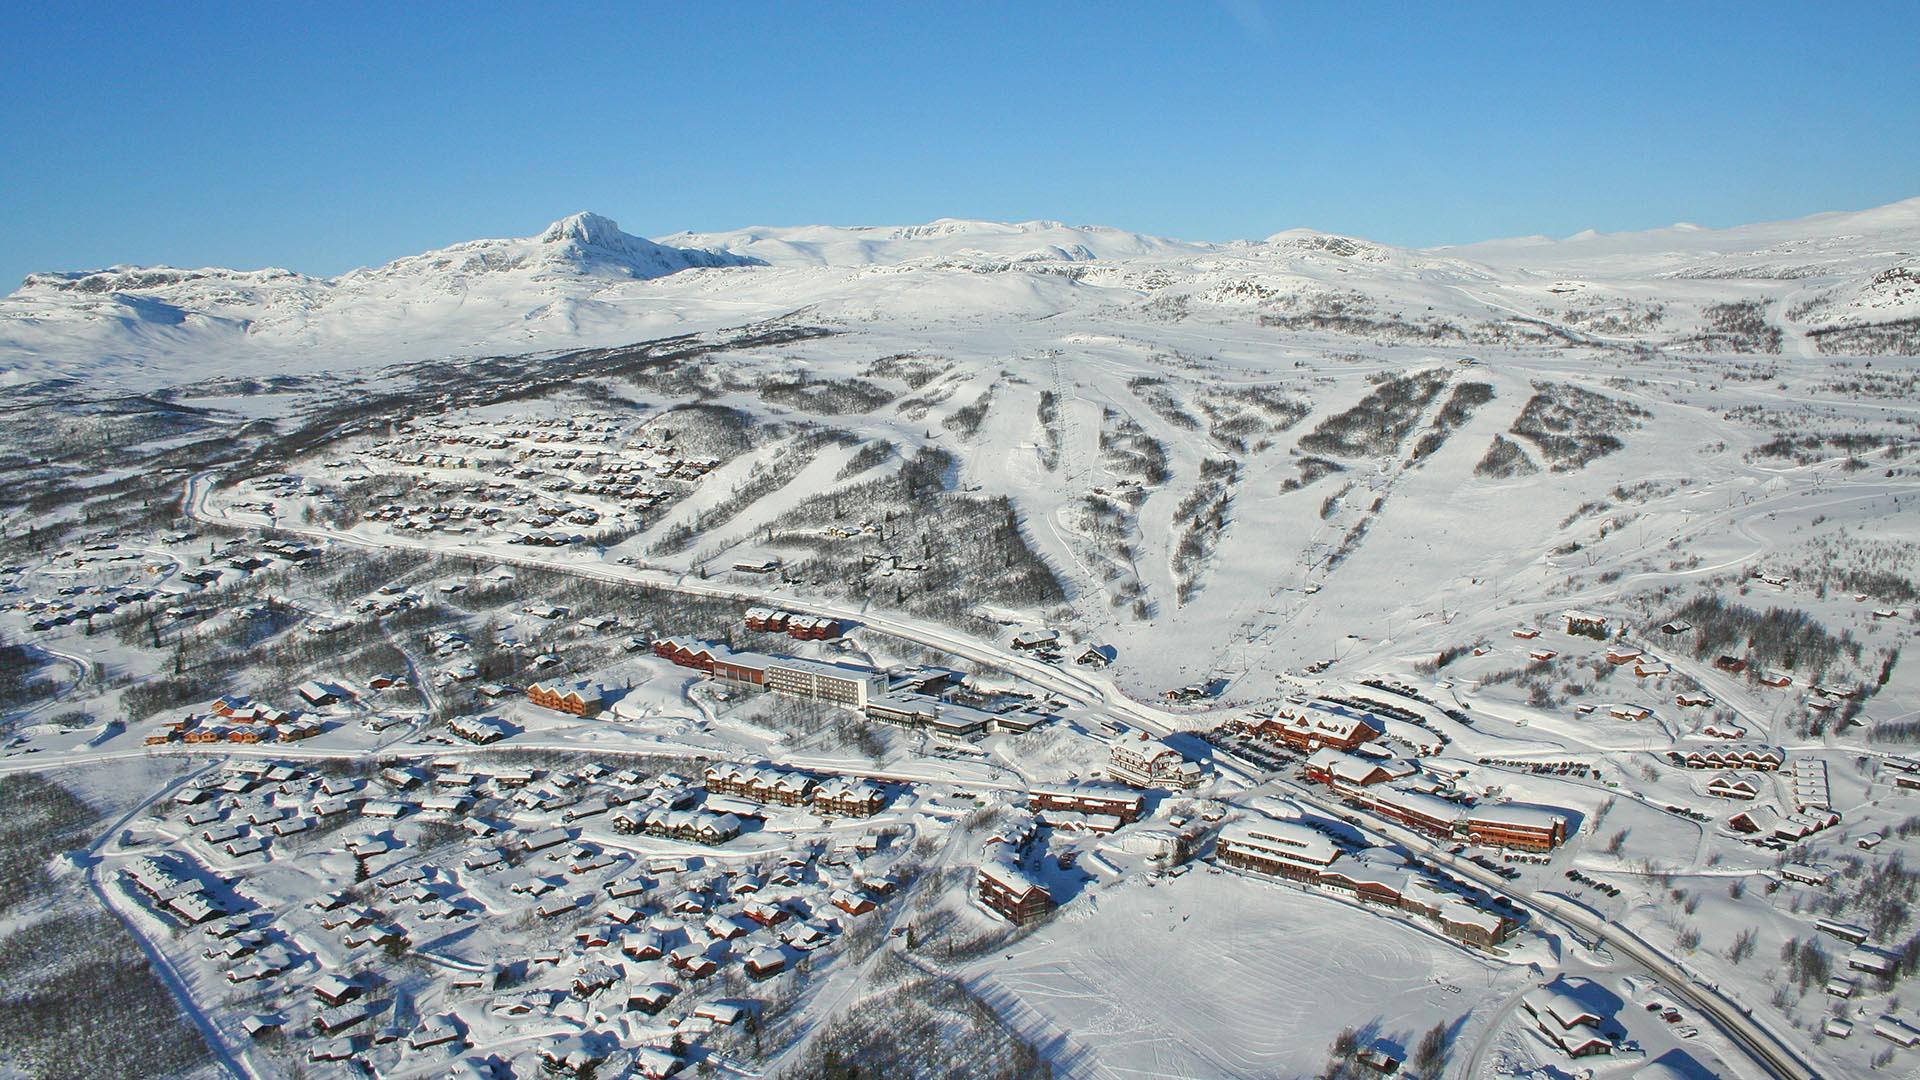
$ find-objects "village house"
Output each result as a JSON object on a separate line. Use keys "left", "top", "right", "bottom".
{"left": 1107, "top": 732, "right": 1205, "bottom": 790}
{"left": 1028, "top": 783, "right": 1145, "bottom": 825}
{"left": 1303, "top": 748, "right": 1418, "bottom": 794}
{"left": 447, "top": 714, "right": 514, "bottom": 744}
{"left": 1521, "top": 980, "right": 1615, "bottom": 1058}
{"left": 1216, "top": 818, "right": 1342, "bottom": 881}
{"left": 1562, "top": 611, "right": 1609, "bottom": 636}
{"left": 1706, "top": 773, "right": 1764, "bottom": 800}
{"left": 812, "top": 777, "right": 887, "bottom": 817}
{"left": 1252, "top": 701, "right": 1386, "bottom": 754}
{"left": 526, "top": 679, "right": 602, "bottom": 717}
{"left": 1675, "top": 743, "right": 1785, "bottom": 771}
{"left": 976, "top": 859, "right": 1055, "bottom": 925}
{"left": 705, "top": 762, "right": 818, "bottom": 806}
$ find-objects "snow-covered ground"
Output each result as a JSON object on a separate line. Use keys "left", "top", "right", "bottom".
{"left": 1, "top": 199, "right": 1917, "bottom": 1079}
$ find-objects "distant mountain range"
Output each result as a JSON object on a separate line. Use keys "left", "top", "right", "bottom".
{"left": 4, "top": 198, "right": 1916, "bottom": 388}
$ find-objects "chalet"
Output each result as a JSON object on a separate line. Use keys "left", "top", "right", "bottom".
{"left": 743, "top": 607, "right": 789, "bottom": 632}
{"left": 1521, "top": 981, "right": 1614, "bottom": 1058}
{"left": 744, "top": 946, "right": 788, "bottom": 980}
{"left": 1660, "top": 621, "right": 1692, "bottom": 635}
{"left": 831, "top": 889, "right": 878, "bottom": 916}
{"left": 314, "top": 1001, "right": 377, "bottom": 1037}
{"left": 448, "top": 714, "right": 513, "bottom": 744}
{"left": 241, "top": 1014, "right": 284, "bottom": 1039}
{"left": 1028, "top": 783, "right": 1144, "bottom": 825}
{"left": 1077, "top": 644, "right": 1117, "bottom": 668}
{"left": 1777, "top": 863, "right": 1834, "bottom": 887}
{"left": 633, "top": 1047, "right": 685, "bottom": 1079}
{"left": 1511, "top": 626, "right": 1541, "bottom": 640}
{"left": 1714, "top": 655, "right": 1747, "bottom": 674}
{"left": 743, "top": 899, "right": 790, "bottom": 926}
{"left": 614, "top": 807, "right": 742, "bottom": 845}
{"left": 1705, "top": 773, "right": 1763, "bottom": 800}
{"left": 627, "top": 983, "right": 677, "bottom": 1015}
{"left": 296, "top": 681, "right": 342, "bottom": 706}
{"left": 1760, "top": 670, "right": 1793, "bottom": 689}
{"left": 572, "top": 961, "right": 622, "bottom": 999}
{"left": 1607, "top": 705, "right": 1652, "bottom": 722}
{"left": 812, "top": 777, "right": 886, "bottom": 817}
{"left": 1253, "top": 701, "right": 1386, "bottom": 754}
{"left": 314, "top": 973, "right": 363, "bottom": 1007}
{"left": 1108, "top": 732, "right": 1205, "bottom": 790}
{"left": 694, "top": 1001, "right": 751, "bottom": 1027}
{"left": 222, "top": 834, "right": 267, "bottom": 858}
{"left": 1818, "top": 919, "right": 1872, "bottom": 945}
{"left": 526, "top": 680, "right": 602, "bottom": 717}
{"left": 1876, "top": 1016, "right": 1920, "bottom": 1048}
{"left": 1849, "top": 947, "right": 1899, "bottom": 978}
{"left": 1675, "top": 692, "right": 1714, "bottom": 708}
{"left": 523, "top": 827, "right": 571, "bottom": 852}
{"left": 1562, "top": 611, "right": 1608, "bottom": 636}
{"left": 705, "top": 762, "right": 818, "bottom": 806}
{"left": 976, "top": 860, "right": 1054, "bottom": 925}
{"left": 785, "top": 614, "right": 841, "bottom": 640}
{"left": 1303, "top": 748, "right": 1416, "bottom": 793}
{"left": 1676, "top": 743, "right": 1785, "bottom": 771}
{"left": 621, "top": 932, "right": 665, "bottom": 963}
{"left": 1604, "top": 646, "right": 1642, "bottom": 665}
{"left": 1528, "top": 649, "right": 1559, "bottom": 662}
{"left": 1699, "top": 721, "right": 1747, "bottom": 740}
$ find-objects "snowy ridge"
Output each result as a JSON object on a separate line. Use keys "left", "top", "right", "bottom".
{"left": 3, "top": 198, "right": 1919, "bottom": 388}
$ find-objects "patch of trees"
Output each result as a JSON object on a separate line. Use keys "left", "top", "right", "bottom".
{"left": 0, "top": 773, "right": 97, "bottom": 915}
{"left": 651, "top": 429, "right": 854, "bottom": 555}
{"left": 1261, "top": 306, "right": 1469, "bottom": 344}
{"left": 774, "top": 972, "right": 1052, "bottom": 1080}
{"left": 759, "top": 375, "right": 897, "bottom": 415}
{"left": 837, "top": 439, "right": 896, "bottom": 480}
{"left": 1195, "top": 384, "right": 1309, "bottom": 452}
{"left": 1808, "top": 316, "right": 1920, "bottom": 356}
{"left": 1667, "top": 593, "right": 1859, "bottom": 679}
{"left": 1685, "top": 300, "right": 1783, "bottom": 354}
{"left": 0, "top": 910, "right": 213, "bottom": 1078}
{"left": 1506, "top": 382, "right": 1647, "bottom": 471}
{"left": 864, "top": 353, "right": 950, "bottom": 390}
{"left": 769, "top": 448, "right": 1063, "bottom": 634}
{"left": 1036, "top": 391, "right": 1062, "bottom": 470}
{"left": 642, "top": 402, "right": 755, "bottom": 460}
{"left": 1409, "top": 382, "right": 1494, "bottom": 463}
{"left": 943, "top": 389, "right": 995, "bottom": 438}
{"left": 1098, "top": 410, "right": 1168, "bottom": 486}
{"left": 1171, "top": 459, "right": 1238, "bottom": 605}
{"left": 0, "top": 637, "right": 56, "bottom": 713}
{"left": 1283, "top": 454, "right": 1346, "bottom": 491}
{"left": 1126, "top": 375, "right": 1200, "bottom": 431}
{"left": 1297, "top": 368, "right": 1450, "bottom": 458}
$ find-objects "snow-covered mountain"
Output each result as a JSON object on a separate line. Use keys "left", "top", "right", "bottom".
{"left": 3, "top": 200, "right": 1917, "bottom": 389}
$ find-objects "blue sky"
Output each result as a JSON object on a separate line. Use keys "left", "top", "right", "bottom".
{"left": 2, "top": 2, "right": 1916, "bottom": 285}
